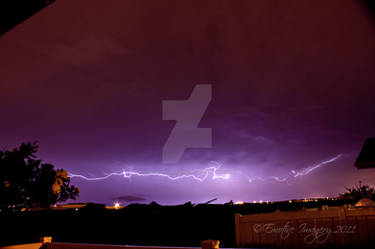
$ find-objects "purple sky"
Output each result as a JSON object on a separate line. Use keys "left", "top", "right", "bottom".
{"left": 1, "top": 0, "right": 375, "bottom": 205}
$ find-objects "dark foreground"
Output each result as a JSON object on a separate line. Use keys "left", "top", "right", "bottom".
{"left": 0, "top": 199, "right": 352, "bottom": 247}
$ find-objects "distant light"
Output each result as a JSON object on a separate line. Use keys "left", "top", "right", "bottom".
{"left": 235, "top": 201, "right": 244, "bottom": 205}
{"left": 259, "top": 200, "right": 263, "bottom": 204}
{"left": 114, "top": 202, "right": 120, "bottom": 209}
{"left": 41, "top": 237, "right": 52, "bottom": 244}
{"left": 253, "top": 201, "right": 257, "bottom": 203}
{"left": 289, "top": 200, "right": 292, "bottom": 203}
{"left": 75, "top": 208, "right": 78, "bottom": 211}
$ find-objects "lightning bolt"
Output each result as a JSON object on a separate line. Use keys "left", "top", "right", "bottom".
{"left": 68, "top": 154, "right": 343, "bottom": 185}
{"left": 291, "top": 154, "right": 342, "bottom": 178}
{"left": 69, "top": 164, "right": 230, "bottom": 182}
{"left": 247, "top": 154, "right": 343, "bottom": 183}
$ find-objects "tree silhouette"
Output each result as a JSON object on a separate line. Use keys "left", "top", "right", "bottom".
{"left": 339, "top": 181, "right": 375, "bottom": 202}
{"left": 0, "top": 142, "right": 79, "bottom": 210}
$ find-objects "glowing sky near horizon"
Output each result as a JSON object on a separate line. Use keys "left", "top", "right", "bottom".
{"left": 1, "top": 0, "right": 375, "bottom": 205}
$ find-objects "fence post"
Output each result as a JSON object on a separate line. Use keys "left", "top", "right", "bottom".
{"left": 201, "top": 240, "right": 220, "bottom": 249}
{"left": 234, "top": 213, "right": 241, "bottom": 247}
{"left": 40, "top": 237, "right": 52, "bottom": 249}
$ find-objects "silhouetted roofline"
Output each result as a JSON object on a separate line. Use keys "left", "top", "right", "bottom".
{"left": 0, "top": 0, "right": 55, "bottom": 36}
{"left": 355, "top": 138, "right": 375, "bottom": 169}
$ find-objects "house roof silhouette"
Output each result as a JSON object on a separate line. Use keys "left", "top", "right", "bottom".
{"left": 355, "top": 138, "right": 375, "bottom": 169}
{"left": 0, "top": 0, "right": 55, "bottom": 36}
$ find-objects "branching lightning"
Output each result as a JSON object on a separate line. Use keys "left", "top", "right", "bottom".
{"left": 69, "top": 164, "right": 230, "bottom": 182}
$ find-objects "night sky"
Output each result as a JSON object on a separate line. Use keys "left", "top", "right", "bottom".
{"left": 1, "top": 0, "right": 375, "bottom": 205}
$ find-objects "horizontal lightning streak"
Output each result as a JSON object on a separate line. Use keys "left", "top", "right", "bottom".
{"left": 69, "top": 154, "right": 343, "bottom": 185}
{"left": 69, "top": 166, "right": 230, "bottom": 182}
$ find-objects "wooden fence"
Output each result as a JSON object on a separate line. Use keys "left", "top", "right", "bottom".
{"left": 0, "top": 243, "right": 200, "bottom": 249}
{"left": 0, "top": 243, "right": 42, "bottom": 249}
{"left": 235, "top": 206, "right": 375, "bottom": 248}
{"left": 43, "top": 243, "right": 200, "bottom": 249}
